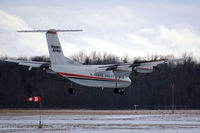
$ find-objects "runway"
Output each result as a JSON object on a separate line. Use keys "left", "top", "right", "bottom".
{"left": 0, "top": 110, "right": 200, "bottom": 133}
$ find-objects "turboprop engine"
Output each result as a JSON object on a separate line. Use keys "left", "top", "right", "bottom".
{"left": 134, "top": 66, "right": 153, "bottom": 73}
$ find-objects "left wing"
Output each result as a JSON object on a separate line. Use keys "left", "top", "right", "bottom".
{"left": 5, "top": 59, "right": 50, "bottom": 71}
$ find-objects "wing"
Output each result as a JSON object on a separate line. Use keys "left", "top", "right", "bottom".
{"left": 133, "top": 58, "right": 186, "bottom": 73}
{"left": 98, "top": 58, "right": 187, "bottom": 76}
{"left": 5, "top": 59, "right": 50, "bottom": 71}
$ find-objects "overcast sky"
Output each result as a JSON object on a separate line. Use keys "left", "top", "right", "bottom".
{"left": 0, "top": 0, "right": 200, "bottom": 60}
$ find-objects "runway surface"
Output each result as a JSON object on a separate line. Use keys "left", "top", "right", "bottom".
{"left": 0, "top": 110, "right": 200, "bottom": 133}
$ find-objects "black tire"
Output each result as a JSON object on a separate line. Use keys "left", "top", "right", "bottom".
{"left": 120, "top": 90, "right": 126, "bottom": 96}
{"left": 120, "top": 88, "right": 126, "bottom": 96}
{"left": 114, "top": 88, "right": 120, "bottom": 94}
{"left": 68, "top": 88, "right": 76, "bottom": 94}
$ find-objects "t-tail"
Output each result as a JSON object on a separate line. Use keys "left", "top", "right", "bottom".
{"left": 18, "top": 29, "right": 82, "bottom": 65}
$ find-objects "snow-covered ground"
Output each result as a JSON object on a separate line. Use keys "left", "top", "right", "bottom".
{"left": 0, "top": 110, "right": 200, "bottom": 133}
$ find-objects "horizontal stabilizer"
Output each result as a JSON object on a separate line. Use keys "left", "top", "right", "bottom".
{"left": 5, "top": 59, "right": 50, "bottom": 70}
{"left": 17, "top": 29, "right": 83, "bottom": 33}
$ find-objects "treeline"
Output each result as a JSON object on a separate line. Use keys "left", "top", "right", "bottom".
{"left": 0, "top": 52, "right": 200, "bottom": 109}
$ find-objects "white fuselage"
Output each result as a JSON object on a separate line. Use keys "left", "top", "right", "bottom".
{"left": 51, "top": 64, "right": 131, "bottom": 88}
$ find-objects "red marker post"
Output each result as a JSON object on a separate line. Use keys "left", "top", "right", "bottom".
{"left": 26, "top": 96, "right": 42, "bottom": 128}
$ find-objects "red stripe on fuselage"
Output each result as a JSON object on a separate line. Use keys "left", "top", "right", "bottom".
{"left": 57, "top": 72, "right": 130, "bottom": 83}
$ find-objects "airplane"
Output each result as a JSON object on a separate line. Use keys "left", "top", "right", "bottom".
{"left": 5, "top": 29, "right": 186, "bottom": 95}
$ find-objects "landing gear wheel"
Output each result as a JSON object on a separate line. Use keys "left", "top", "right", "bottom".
{"left": 68, "top": 88, "right": 76, "bottom": 94}
{"left": 114, "top": 88, "right": 120, "bottom": 94}
{"left": 120, "top": 89, "right": 126, "bottom": 96}
{"left": 114, "top": 88, "right": 126, "bottom": 96}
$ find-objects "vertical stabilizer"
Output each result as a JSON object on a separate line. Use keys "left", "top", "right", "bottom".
{"left": 46, "top": 30, "right": 66, "bottom": 65}
{"left": 17, "top": 29, "right": 83, "bottom": 65}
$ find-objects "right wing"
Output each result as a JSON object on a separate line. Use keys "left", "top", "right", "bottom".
{"left": 98, "top": 58, "right": 187, "bottom": 76}
{"left": 5, "top": 59, "right": 50, "bottom": 71}
{"left": 132, "top": 58, "right": 186, "bottom": 73}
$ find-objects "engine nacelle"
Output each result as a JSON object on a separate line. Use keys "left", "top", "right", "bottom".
{"left": 134, "top": 66, "right": 153, "bottom": 73}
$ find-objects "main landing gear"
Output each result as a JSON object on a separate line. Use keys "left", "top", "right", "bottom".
{"left": 68, "top": 82, "right": 76, "bottom": 94}
{"left": 114, "top": 77, "right": 126, "bottom": 96}
{"left": 114, "top": 88, "right": 126, "bottom": 96}
{"left": 68, "top": 88, "right": 76, "bottom": 94}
